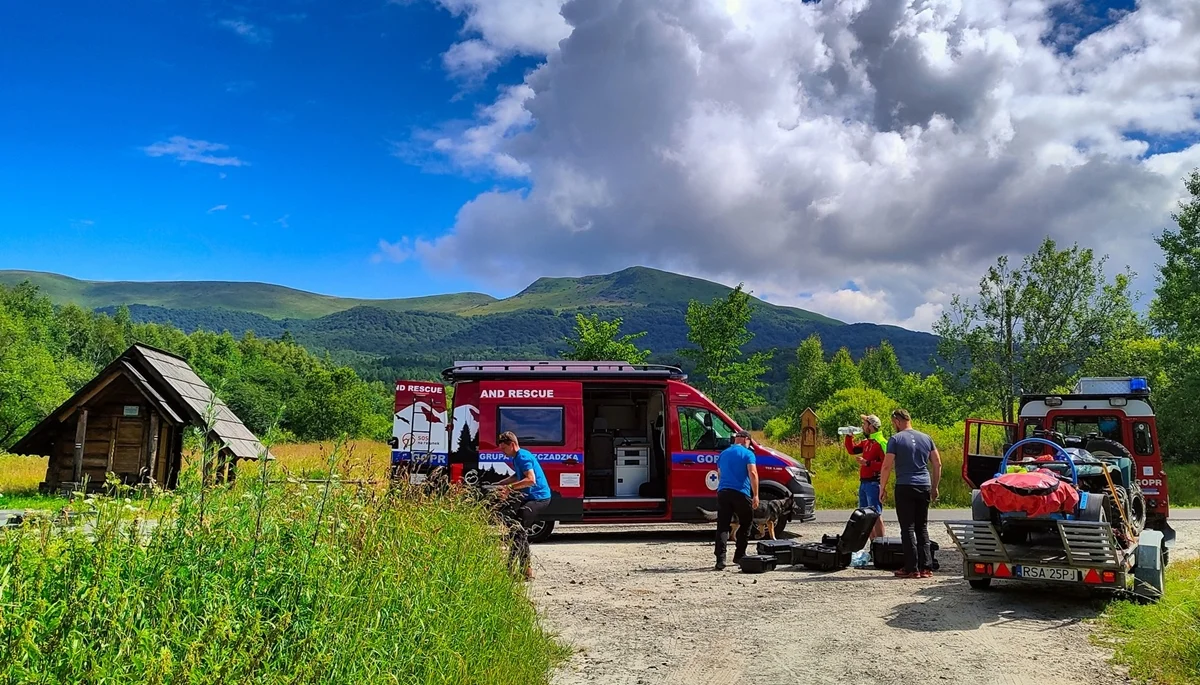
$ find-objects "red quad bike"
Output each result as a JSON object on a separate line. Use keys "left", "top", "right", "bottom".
{"left": 946, "top": 434, "right": 1168, "bottom": 601}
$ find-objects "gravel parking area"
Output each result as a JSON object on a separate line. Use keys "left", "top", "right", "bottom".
{"left": 532, "top": 514, "right": 1198, "bottom": 685}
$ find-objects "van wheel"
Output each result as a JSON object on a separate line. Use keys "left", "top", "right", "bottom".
{"left": 528, "top": 520, "right": 555, "bottom": 543}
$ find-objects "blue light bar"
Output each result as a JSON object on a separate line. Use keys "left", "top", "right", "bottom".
{"left": 1130, "top": 377, "right": 1149, "bottom": 392}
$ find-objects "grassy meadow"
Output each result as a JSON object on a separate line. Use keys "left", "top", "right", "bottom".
{"left": 5, "top": 434, "right": 1200, "bottom": 511}
{"left": 0, "top": 443, "right": 567, "bottom": 684}
{"left": 1100, "top": 558, "right": 1200, "bottom": 685}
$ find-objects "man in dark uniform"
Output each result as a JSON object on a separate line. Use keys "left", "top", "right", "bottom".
{"left": 714, "top": 429, "right": 759, "bottom": 570}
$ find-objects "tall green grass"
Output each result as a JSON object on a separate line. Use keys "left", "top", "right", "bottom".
{"left": 1099, "top": 558, "right": 1200, "bottom": 685}
{"left": 1165, "top": 463, "right": 1200, "bottom": 507}
{"left": 0, "top": 443, "right": 566, "bottom": 684}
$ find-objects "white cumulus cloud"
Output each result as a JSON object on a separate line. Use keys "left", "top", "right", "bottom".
{"left": 396, "top": 0, "right": 1200, "bottom": 327}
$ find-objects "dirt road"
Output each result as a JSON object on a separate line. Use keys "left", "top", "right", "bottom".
{"left": 533, "top": 516, "right": 1197, "bottom": 685}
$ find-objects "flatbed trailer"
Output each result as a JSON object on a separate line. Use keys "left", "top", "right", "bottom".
{"left": 946, "top": 513, "right": 1166, "bottom": 600}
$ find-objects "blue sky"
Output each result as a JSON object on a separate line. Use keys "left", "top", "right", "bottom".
{"left": 1, "top": 0, "right": 1195, "bottom": 328}
{"left": 0, "top": 0, "right": 533, "bottom": 299}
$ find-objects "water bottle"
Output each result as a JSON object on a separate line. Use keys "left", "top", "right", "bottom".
{"left": 837, "top": 426, "right": 863, "bottom": 436}
{"left": 851, "top": 550, "right": 871, "bottom": 568}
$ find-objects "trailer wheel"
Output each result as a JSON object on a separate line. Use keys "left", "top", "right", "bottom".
{"left": 969, "top": 578, "right": 992, "bottom": 590}
{"left": 1132, "top": 529, "right": 1165, "bottom": 602}
{"left": 527, "top": 519, "right": 556, "bottom": 543}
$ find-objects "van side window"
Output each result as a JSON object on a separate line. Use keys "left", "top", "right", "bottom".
{"left": 1133, "top": 422, "right": 1154, "bottom": 455}
{"left": 498, "top": 406, "right": 564, "bottom": 446}
{"left": 677, "top": 407, "right": 733, "bottom": 451}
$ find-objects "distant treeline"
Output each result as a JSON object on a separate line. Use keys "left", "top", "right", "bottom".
{"left": 98, "top": 302, "right": 941, "bottom": 408}
{"left": 2, "top": 282, "right": 392, "bottom": 451}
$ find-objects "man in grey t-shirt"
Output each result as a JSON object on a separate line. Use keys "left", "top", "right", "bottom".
{"left": 879, "top": 408, "right": 942, "bottom": 578}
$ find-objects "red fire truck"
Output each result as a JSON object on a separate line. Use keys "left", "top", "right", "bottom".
{"left": 392, "top": 361, "right": 817, "bottom": 542}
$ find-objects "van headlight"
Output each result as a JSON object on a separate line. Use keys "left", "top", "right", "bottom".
{"left": 786, "top": 466, "right": 810, "bottom": 483}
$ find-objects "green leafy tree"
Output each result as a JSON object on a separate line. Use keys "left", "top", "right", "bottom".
{"left": 786, "top": 334, "right": 830, "bottom": 418}
{"left": 815, "top": 387, "right": 898, "bottom": 439}
{"left": 1148, "top": 170, "right": 1200, "bottom": 460}
{"left": 935, "top": 237, "right": 1140, "bottom": 423}
{"left": 859, "top": 342, "right": 904, "bottom": 397}
{"left": 896, "top": 373, "right": 960, "bottom": 426}
{"left": 0, "top": 281, "right": 395, "bottom": 451}
{"left": 827, "top": 347, "right": 862, "bottom": 394}
{"left": 561, "top": 313, "right": 651, "bottom": 364}
{"left": 1150, "top": 170, "right": 1200, "bottom": 343}
{"left": 679, "top": 284, "right": 772, "bottom": 411}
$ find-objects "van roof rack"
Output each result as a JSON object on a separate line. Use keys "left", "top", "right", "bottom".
{"left": 442, "top": 361, "right": 687, "bottom": 382}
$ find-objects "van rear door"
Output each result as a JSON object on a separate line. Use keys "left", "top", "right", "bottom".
{"left": 476, "top": 380, "right": 585, "bottom": 523}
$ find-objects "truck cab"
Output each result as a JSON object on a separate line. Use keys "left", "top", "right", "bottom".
{"left": 963, "top": 376, "right": 1173, "bottom": 540}
{"left": 392, "top": 361, "right": 817, "bottom": 542}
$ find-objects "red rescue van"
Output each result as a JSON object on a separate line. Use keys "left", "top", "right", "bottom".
{"left": 391, "top": 361, "right": 817, "bottom": 542}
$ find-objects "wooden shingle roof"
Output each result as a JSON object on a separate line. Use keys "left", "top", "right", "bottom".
{"left": 134, "top": 346, "right": 268, "bottom": 460}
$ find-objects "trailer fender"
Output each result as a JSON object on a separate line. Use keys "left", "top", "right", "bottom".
{"left": 1132, "top": 529, "right": 1165, "bottom": 602}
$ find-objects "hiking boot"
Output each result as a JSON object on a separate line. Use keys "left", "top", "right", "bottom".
{"left": 893, "top": 569, "right": 921, "bottom": 579}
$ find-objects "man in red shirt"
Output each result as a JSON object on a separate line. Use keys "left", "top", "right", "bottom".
{"left": 844, "top": 414, "right": 886, "bottom": 541}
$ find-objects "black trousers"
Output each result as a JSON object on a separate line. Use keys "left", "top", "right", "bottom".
{"left": 499, "top": 497, "right": 550, "bottom": 572}
{"left": 714, "top": 488, "right": 753, "bottom": 562}
{"left": 894, "top": 484, "right": 932, "bottom": 573}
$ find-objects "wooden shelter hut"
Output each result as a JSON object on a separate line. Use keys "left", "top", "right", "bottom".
{"left": 12, "top": 344, "right": 271, "bottom": 493}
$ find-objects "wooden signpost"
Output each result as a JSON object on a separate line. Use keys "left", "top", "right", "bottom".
{"left": 799, "top": 407, "right": 819, "bottom": 472}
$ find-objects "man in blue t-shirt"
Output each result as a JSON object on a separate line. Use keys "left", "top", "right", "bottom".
{"left": 713, "top": 429, "right": 759, "bottom": 570}
{"left": 879, "top": 409, "right": 942, "bottom": 579}
{"left": 495, "top": 431, "right": 552, "bottom": 580}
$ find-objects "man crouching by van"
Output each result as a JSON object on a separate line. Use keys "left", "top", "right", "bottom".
{"left": 714, "top": 429, "right": 759, "bottom": 571}
{"left": 495, "top": 431, "right": 552, "bottom": 580}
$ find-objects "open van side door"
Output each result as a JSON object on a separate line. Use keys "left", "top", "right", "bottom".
{"left": 667, "top": 394, "right": 735, "bottom": 521}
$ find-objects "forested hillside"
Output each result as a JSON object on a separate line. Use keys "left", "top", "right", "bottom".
{"left": 0, "top": 282, "right": 392, "bottom": 452}
{"left": 0, "top": 265, "right": 941, "bottom": 398}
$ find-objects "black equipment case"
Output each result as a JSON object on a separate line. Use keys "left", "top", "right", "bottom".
{"left": 792, "top": 508, "right": 879, "bottom": 571}
{"left": 737, "top": 554, "right": 778, "bottom": 573}
{"left": 756, "top": 539, "right": 800, "bottom": 564}
{"left": 869, "top": 537, "right": 941, "bottom": 570}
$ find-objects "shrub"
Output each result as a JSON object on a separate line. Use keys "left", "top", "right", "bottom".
{"left": 0, "top": 449, "right": 566, "bottom": 684}
{"left": 763, "top": 416, "right": 795, "bottom": 441}
{"left": 815, "top": 387, "right": 899, "bottom": 438}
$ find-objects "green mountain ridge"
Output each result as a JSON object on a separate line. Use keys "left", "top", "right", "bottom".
{"left": 0, "top": 266, "right": 842, "bottom": 325}
{"left": 0, "top": 269, "right": 497, "bottom": 319}
{"left": 2, "top": 267, "right": 940, "bottom": 407}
